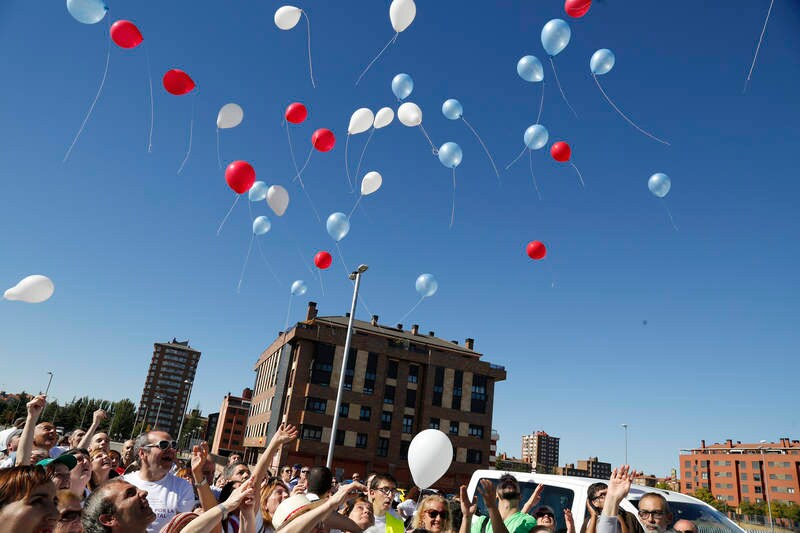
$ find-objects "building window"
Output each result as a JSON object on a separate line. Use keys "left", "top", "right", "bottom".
{"left": 753, "top": 473, "right": 761, "bottom": 481}
{"left": 402, "top": 415, "right": 414, "bottom": 434}
{"left": 359, "top": 406, "right": 371, "bottom": 421}
{"left": 344, "top": 348, "right": 357, "bottom": 391}
{"left": 467, "top": 449, "right": 482, "bottom": 464}
{"left": 752, "top": 461, "right": 761, "bottom": 469}
{"left": 387, "top": 360, "right": 398, "bottom": 379}
{"left": 701, "top": 473, "right": 708, "bottom": 479}
{"left": 452, "top": 370, "right": 463, "bottom": 410}
{"left": 469, "top": 425, "right": 484, "bottom": 438}
{"left": 742, "top": 485, "right": 748, "bottom": 493}
{"left": 450, "top": 421, "right": 459, "bottom": 435}
{"left": 400, "top": 440, "right": 410, "bottom": 460}
{"left": 377, "top": 438, "right": 389, "bottom": 457}
{"left": 471, "top": 374, "right": 487, "bottom": 413}
{"left": 356, "top": 433, "right": 368, "bottom": 448}
{"left": 363, "top": 353, "right": 378, "bottom": 394}
{"left": 433, "top": 366, "right": 444, "bottom": 407}
{"left": 408, "top": 365, "right": 419, "bottom": 384}
{"left": 741, "top": 473, "right": 747, "bottom": 481}
{"left": 339, "top": 403, "right": 349, "bottom": 418}
{"left": 301, "top": 425, "right": 322, "bottom": 441}
{"left": 755, "top": 486, "right": 762, "bottom": 494}
{"left": 684, "top": 461, "right": 691, "bottom": 468}
{"left": 406, "top": 389, "right": 416, "bottom": 408}
{"left": 384, "top": 385, "right": 395, "bottom": 404}
{"left": 381, "top": 411, "right": 392, "bottom": 431}
{"left": 686, "top": 482, "right": 692, "bottom": 490}
{"left": 305, "top": 397, "right": 327, "bottom": 414}
{"left": 739, "top": 461, "right": 747, "bottom": 469}
{"left": 430, "top": 418, "right": 440, "bottom": 430}
{"left": 310, "top": 343, "right": 335, "bottom": 386}
{"left": 335, "top": 429, "right": 345, "bottom": 445}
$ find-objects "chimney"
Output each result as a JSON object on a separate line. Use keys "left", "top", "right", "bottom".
{"left": 306, "top": 301, "right": 318, "bottom": 321}
{"left": 371, "top": 315, "right": 379, "bottom": 326}
{"left": 451, "top": 340, "right": 459, "bottom": 345}
{"left": 396, "top": 323, "right": 403, "bottom": 331}
{"left": 701, "top": 439, "right": 706, "bottom": 448}
{"left": 345, "top": 312, "right": 350, "bottom": 318}
{"left": 428, "top": 331, "right": 435, "bottom": 337}
{"left": 465, "top": 338, "right": 474, "bottom": 350}
{"left": 242, "top": 388, "right": 253, "bottom": 400}
{"left": 411, "top": 324, "right": 419, "bottom": 335}
{"left": 726, "top": 439, "right": 733, "bottom": 447}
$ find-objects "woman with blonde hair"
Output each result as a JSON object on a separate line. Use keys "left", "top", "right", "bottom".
{"left": 258, "top": 477, "right": 291, "bottom": 533}
{"left": 0, "top": 465, "right": 59, "bottom": 533}
{"left": 413, "top": 494, "right": 451, "bottom": 533}
{"left": 88, "top": 448, "right": 112, "bottom": 491}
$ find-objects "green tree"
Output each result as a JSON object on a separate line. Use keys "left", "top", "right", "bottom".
{"left": 108, "top": 400, "right": 136, "bottom": 441}
{"left": 693, "top": 488, "right": 729, "bottom": 513}
{"left": 655, "top": 482, "right": 671, "bottom": 490}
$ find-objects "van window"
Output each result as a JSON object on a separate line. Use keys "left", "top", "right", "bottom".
{"left": 475, "top": 479, "right": 575, "bottom": 533}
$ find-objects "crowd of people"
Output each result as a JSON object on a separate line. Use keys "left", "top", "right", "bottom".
{"left": 0, "top": 394, "right": 700, "bottom": 533}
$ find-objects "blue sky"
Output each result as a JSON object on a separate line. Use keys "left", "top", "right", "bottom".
{"left": 1, "top": 0, "right": 798, "bottom": 477}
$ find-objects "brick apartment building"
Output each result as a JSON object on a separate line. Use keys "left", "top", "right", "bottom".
{"left": 243, "top": 302, "right": 507, "bottom": 491}
{"left": 679, "top": 438, "right": 800, "bottom": 508}
{"left": 211, "top": 389, "right": 252, "bottom": 458}
{"left": 522, "top": 431, "right": 560, "bottom": 473}
{"left": 556, "top": 457, "right": 611, "bottom": 479}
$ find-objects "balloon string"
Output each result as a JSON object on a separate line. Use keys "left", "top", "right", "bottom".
{"left": 285, "top": 122, "right": 302, "bottom": 178}
{"left": 279, "top": 217, "right": 317, "bottom": 278}
{"left": 744, "top": 0, "right": 774, "bottom": 93}
{"left": 302, "top": 10, "right": 316, "bottom": 88}
{"left": 216, "top": 128, "right": 222, "bottom": 169}
{"left": 293, "top": 147, "right": 313, "bottom": 182}
{"left": 285, "top": 294, "right": 293, "bottom": 330}
{"left": 344, "top": 134, "right": 354, "bottom": 192}
{"left": 593, "top": 76, "right": 670, "bottom": 146}
{"left": 177, "top": 91, "right": 197, "bottom": 174}
{"left": 548, "top": 261, "right": 557, "bottom": 289}
{"left": 450, "top": 168, "right": 457, "bottom": 228}
{"left": 217, "top": 194, "right": 240, "bottom": 235}
{"left": 355, "top": 33, "right": 398, "bottom": 86}
{"left": 318, "top": 271, "right": 325, "bottom": 296}
{"left": 536, "top": 81, "right": 545, "bottom": 124}
{"left": 548, "top": 56, "right": 578, "bottom": 118}
{"left": 335, "top": 242, "right": 349, "bottom": 275}
{"left": 661, "top": 198, "right": 679, "bottom": 231}
{"left": 462, "top": 116, "right": 500, "bottom": 184}
{"left": 398, "top": 296, "right": 425, "bottom": 325}
{"left": 529, "top": 150, "right": 542, "bottom": 201}
{"left": 353, "top": 128, "right": 375, "bottom": 186}
{"left": 248, "top": 201, "right": 282, "bottom": 285}
{"left": 505, "top": 146, "right": 527, "bottom": 170}
{"left": 348, "top": 194, "right": 363, "bottom": 219}
{"left": 570, "top": 161, "right": 585, "bottom": 188}
{"left": 237, "top": 233, "right": 255, "bottom": 293}
{"left": 419, "top": 124, "right": 438, "bottom": 154}
{"left": 144, "top": 43, "right": 154, "bottom": 153}
{"left": 64, "top": 18, "right": 112, "bottom": 163}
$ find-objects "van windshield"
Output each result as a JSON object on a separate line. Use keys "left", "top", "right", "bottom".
{"left": 629, "top": 499, "right": 742, "bottom": 533}
{"left": 475, "top": 479, "right": 575, "bottom": 533}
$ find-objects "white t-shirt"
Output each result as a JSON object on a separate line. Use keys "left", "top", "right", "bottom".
{"left": 123, "top": 471, "right": 195, "bottom": 533}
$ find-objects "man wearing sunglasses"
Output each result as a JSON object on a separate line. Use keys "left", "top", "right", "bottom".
{"left": 123, "top": 431, "right": 195, "bottom": 533}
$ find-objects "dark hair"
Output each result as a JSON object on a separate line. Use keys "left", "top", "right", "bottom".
{"left": 63, "top": 447, "right": 90, "bottom": 457}
{"left": 82, "top": 479, "right": 129, "bottom": 533}
{"left": 588, "top": 482, "right": 607, "bottom": 500}
{"left": 369, "top": 472, "right": 397, "bottom": 490}
{"left": 223, "top": 460, "right": 249, "bottom": 480}
{"left": 307, "top": 466, "right": 332, "bottom": 496}
{"left": 0, "top": 465, "right": 50, "bottom": 507}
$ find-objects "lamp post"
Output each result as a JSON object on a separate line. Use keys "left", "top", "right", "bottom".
{"left": 44, "top": 372, "right": 54, "bottom": 397}
{"left": 154, "top": 396, "right": 164, "bottom": 431}
{"left": 176, "top": 379, "right": 194, "bottom": 451}
{"left": 326, "top": 264, "right": 368, "bottom": 469}
{"left": 760, "top": 440, "right": 774, "bottom": 533}
{"left": 622, "top": 424, "right": 629, "bottom": 464}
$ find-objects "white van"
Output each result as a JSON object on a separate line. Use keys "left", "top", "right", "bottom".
{"left": 466, "top": 470, "right": 746, "bottom": 533}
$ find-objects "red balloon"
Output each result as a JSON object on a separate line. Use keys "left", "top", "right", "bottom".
{"left": 564, "top": 0, "right": 592, "bottom": 18}
{"left": 551, "top": 141, "right": 571, "bottom": 162}
{"left": 225, "top": 161, "right": 256, "bottom": 194}
{"left": 314, "top": 251, "right": 332, "bottom": 270}
{"left": 163, "top": 69, "right": 195, "bottom": 96}
{"left": 311, "top": 128, "right": 336, "bottom": 152}
{"left": 526, "top": 241, "right": 547, "bottom": 260}
{"left": 110, "top": 20, "right": 143, "bottom": 49}
{"left": 285, "top": 103, "right": 308, "bottom": 124}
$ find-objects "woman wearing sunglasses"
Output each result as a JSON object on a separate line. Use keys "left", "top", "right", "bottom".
{"left": 412, "top": 494, "right": 452, "bottom": 533}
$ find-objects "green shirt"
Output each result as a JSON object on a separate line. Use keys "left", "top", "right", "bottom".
{"left": 471, "top": 512, "right": 537, "bottom": 533}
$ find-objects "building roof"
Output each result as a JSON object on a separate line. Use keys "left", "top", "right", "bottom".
{"left": 682, "top": 437, "right": 800, "bottom": 453}
{"left": 156, "top": 338, "right": 200, "bottom": 352}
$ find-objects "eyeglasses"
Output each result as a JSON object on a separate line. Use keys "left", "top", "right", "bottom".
{"left": 301, "top": 469, "right": 310, "bottom": 474}
{"left": 535, "top": 512, "right": 555, "bottom": 519}
{"left": 638, "top": 510, "right": 666, "bottom": 519}
{"left": 144, "top": 440, "right": 177, "bottom": 450}
{"left": 426, "top": 509, "right": 449, "bottom": 520}
{"left": 59, "top": 510, "right": 82, "bottom": 523}
{"left": 373, "top": 487, "right": 396, "bottom": 497}
{"left": 591, "top": 493, "right": 607, "bottom": 503}
{"left": 282, "top": 468, "right": 291, "bottom": 473}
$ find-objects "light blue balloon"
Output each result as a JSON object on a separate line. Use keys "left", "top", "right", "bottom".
{"left": 248, "top": 181, "right": 268, "bottom": 202}
{"left": 648, "top": 173, "right": 671, "bottom": 198}
{"left": 438, "top": 142, "right": 462, "bottom": 169}
{"left": 66, "top": 0, "right": 108, "bottom": 24}
{"left": 326, "top": 212, "right": 350, "bottom": 242}
{"left": 541, "top": 19, "right": 571, "bottom": 57}
{"left": 517, "top": 55, "right": 544, "bottom": 82}
{"left": 253, "top": 216, "right": 271, "bottom": 235}
{"left": 415, "top": 273, "right": 438, "bottom": 298}
{"left": 391, "top": 73, "right": 414, "bottom": 101}
{"left": 524, "top": 124, "right": 549, "bottom": 150}
{"left": 442, "top": 99, "right": 463, "bottom": 120}
{"left": 290, "top": 280, "right": 307, "bottom": 296}
{"left": 590, "top": 49, "right": 616, "bottom": 76}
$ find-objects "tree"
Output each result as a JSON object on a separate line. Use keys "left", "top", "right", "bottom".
{"left": 655, "top": 482, "right": 671, "bottom": 490}
{"left": 108, "top": 399, "right": 136, "bottom": 440}
{"left": 693, "top": 488, "right": 729, "bottom": 513}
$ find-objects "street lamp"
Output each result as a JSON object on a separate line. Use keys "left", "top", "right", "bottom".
{"left": 759, "top": 440, "right": 774, "bottom": 533}
{"left": 44, "top": 372, "right": 54, "bottom": 397}
{"left": 622, "top": 424, "right": 629, "bottom": 464}
{"left": 176, "top": 379, "right": 194, "bottom": 450}
{"left": 326, "top": 264, "right": 368, "bottom": 469}
{"left": 154, "top": 396, "right": 164, "bottom": 430}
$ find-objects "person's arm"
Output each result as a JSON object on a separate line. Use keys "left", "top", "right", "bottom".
{"left": 280, "top": 482, "right": 366, "bottom": 533}
{"left": 239, "top": 478, "right": 257, "bottom": 533}
{"left": 459, "top": 485, "right": 478, "bottom": 533}
{"left": 584, "top": 499, "right": 598, "bottom": 533}
{"left": 16, "top": 395, "right": 46, "bottom": 466}
{"left": 565, "top": 508, "right": 576, "bottom": 533}
{"left": 191, "top": 442, "right": 222, "bottom": 530}
{"left": 522, "top": 483, "right": 545, "bottom": 515}
{"left": 326, "top": 512, "right": 363, "bottom": 532}
{"left": 478, "top": 479, "right": 510, "bottom": 533}
{"left": 252, "top": 423, "right": 298, "bottom": 486}
{"left": 77, "top": 409, "right": 107, "bottom": 450}
{"left": 597, "top": 466, "right": 638, "bottom": 533}
{"left": 182, "top": 477, "right": 255, "bottom": 533}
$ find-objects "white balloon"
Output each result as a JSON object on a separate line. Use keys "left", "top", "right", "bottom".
{"left": 274, "top": 5, "right": 302, "bottom": 30}
{"left": 389, "top": 0, "right": 416, "bottom": 33}
{"left": 267, "top": 185, "right": 290, "bottom": 216}
{"left": 348, "top": 108, "right": 374, "bottom": 135}
{"left": 3, "top": 275, "right": 55, "bottom": 304}
{"left": 217, "top": 103, "right": 244, "bottom": 129}
{"left": 397, "top": 102, "right": 422, "bottom": 127}
{"left": 373, "top": 107, "right": 394, "bottom": 129}
{"left": 361, "top": 171, "right": 382, "bottom": 196}
{"left": 407, "top": 429, "right": 452, "bottom": 489}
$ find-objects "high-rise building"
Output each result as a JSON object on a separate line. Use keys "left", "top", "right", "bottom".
{"left": 135, "top": 339, "right": 200, "bottom": 438}
{"left": 244, "top": 302, "right": 506, "bottom": 492}
{"left": 211, "top": 389, "right": 252, "bottom": 458}
{"left": 522, "top": 431, "right": 560, "bottom": 473}
{"left": 679, "top": 438, "right": 800, "bottom": 509}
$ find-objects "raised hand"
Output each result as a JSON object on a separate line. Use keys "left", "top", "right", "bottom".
{"left": 331, "top": 481, "right": 366, "bottom": 506}
{"left": 26, "top": 395, "right": 47, "bottom": 420}
{"left": 564, "top": 508, "right": 575, "bottom": 533}
{"left": 607, "top": 465, "right": 637, "bottom": 503}
{"left": 92, "top": 409, "right": 108, "bottom": 425}
{"left": 226, "top": 477, "right": 256, "bottom": 510}
{"left": 291, "top": 478, "right": 308, "bottom": 495}
{"left": 191, "top": 442, "right": 209, "bottom": 479}
{"left": 460, "top": 485, "right": 477, "bottom": 518}
{"left": 477, "top": 479, "right": 498, "bottom": 510}
{"left": 270, "top": 423, "right": 299, "bottom": 447}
